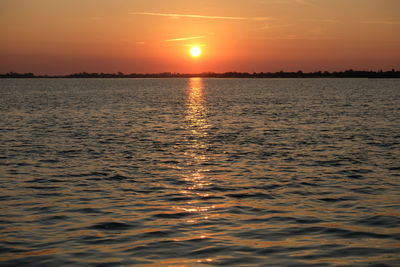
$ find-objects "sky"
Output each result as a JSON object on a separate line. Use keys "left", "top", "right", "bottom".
{"left": 0, "top": 0, "right": 399, "bottom": 74}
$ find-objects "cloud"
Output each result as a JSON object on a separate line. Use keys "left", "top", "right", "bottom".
{"left": 364, "top": 20, "right": 400, "bottom": 25}
{"left": 294, "top": 0, "right": 315, "bottom": 6}
{"left": 259, "top": 23, "right": 293, "bottom": 30}
{"left": 164, "top": 36, "right": 206, "bottom": 42}
{"left": 262, "top": 34, "right": 339, "bottom": 40}
{"left": 262, "top": 0, "right": 315, "bottom": 6}
{"left": 130, "top": 12, "right": 273, "bottom": 21}
{"left": 303, "top": 19, "right": 341, "bottom": 24}
{"left": 263, "top": 34, "right": 300, "bottom": 40}
{"left": 89, "top": 17, "right": 103, "bottom": 21}
{"left": 310, "top": 26, "right": 326, "bottom": 35}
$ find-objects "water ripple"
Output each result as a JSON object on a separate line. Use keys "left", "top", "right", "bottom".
{"left": 1, "top": 78, "right": 399, "bottom": 266}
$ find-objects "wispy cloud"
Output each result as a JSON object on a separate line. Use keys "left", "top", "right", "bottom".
{"left": 130, "top": 12, "right": 273, "bottom": 21}
{"left": 263, "top": 34, "right": 300, "bottom": 40}
{"left": 164, "top": 36, "right": 206, "bottom": 42}
{"left": 262, "top": 34, "right": 339, "bottom": 40}
{"left": 294, "top": 0, "right": 315, "bottom": 6}
{"left": 303, "top": 19, "right": 341, "bottom": 24}
{"left": 89, "top": 16, "right": 103, "bottom": 21}
{"left": 259, "top": 23, "right": 293, "bottom": 30}
{"left": 263, "top": 0, "right": 315, "bottom": 7}
{"left": 364, "top": 20, "right": 400, "bottom": 25}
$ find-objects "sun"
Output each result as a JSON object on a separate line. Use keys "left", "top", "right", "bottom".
{"left": 190, "top": 46, "right": 201, "bottom": 57}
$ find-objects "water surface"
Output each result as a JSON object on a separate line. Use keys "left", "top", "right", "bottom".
{"left": 1, "top": 78, "right": 399, "bottom": 266}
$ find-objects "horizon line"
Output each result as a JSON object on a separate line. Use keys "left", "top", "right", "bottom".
{"left": 1, "top": 68, "right": 399, "bottom": 75}
{"left": 1, "top": 69, "right": 399, "bottom": 79}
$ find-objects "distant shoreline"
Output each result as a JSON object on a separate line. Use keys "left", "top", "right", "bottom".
{"left": 1, "top": 69, "right": 399, "bottom": 79}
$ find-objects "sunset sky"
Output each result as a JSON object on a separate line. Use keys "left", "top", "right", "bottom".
{"left": 1, "top": 0, "right": 399, "bottom": 74}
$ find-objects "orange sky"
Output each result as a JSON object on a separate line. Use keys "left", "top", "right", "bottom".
{"left": 0, "top": 0, "right": 399, "bottom": 74}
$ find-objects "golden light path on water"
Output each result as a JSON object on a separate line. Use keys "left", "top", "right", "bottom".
{"left": 183, "top": 77, "right": 211, "bottom": 193}
{"left": 167, "top": 78, "right": 215, "bottom": 265}
{"left": 184, "top": 79, "right": 211, "bottom": 211}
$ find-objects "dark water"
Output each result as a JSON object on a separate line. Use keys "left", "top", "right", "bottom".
{"left": 1, "top": 78, "right": 399, "bottom": 266}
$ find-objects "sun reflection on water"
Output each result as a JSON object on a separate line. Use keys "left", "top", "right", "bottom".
{"left": 173, "top": 78, "right": 215, "bottom": 222}
{"left": 165, "top": 78, "right": 220, "bottom": 266}
{"left": 186, "top": 78, "right": 209, "bottom": 134}
{"left": 183, "top": 78, "right": 211, "bottom": 190}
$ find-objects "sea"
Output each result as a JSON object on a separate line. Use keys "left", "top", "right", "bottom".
{"left": 0, "top": 78, "right": 399, "bottom": 266}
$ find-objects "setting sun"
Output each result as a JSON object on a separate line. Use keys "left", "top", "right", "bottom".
{"left": 190, "top": 46, "right": 201, "bottom": 57}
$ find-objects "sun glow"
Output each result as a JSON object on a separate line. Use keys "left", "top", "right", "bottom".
{"left": 190, "top": 46, "right": 202, "bottom": 57}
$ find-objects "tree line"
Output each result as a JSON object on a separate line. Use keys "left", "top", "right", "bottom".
{"left": 1, "top": 69, "right": 399, "bottom": 78}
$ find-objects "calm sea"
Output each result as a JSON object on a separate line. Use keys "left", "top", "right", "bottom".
{"left": 1, "top": 78, "right": 399, "bottom": 266}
